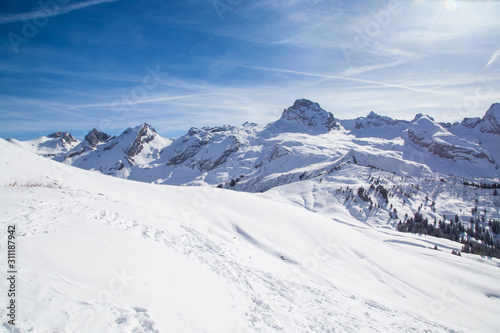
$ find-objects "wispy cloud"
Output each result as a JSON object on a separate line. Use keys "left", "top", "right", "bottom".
{"left": 485, "top": 49, "right": 500, "bottom": 69}
{"left": 77, "top": 94, "right": 213, "bottom": 108}
{"left": 341, "top": 57, "right": 417, "bottom": 77}
{"left": 243, "top": 65, "right": 456, "bottom": 96}
{"left": 0, "top": 0, "right": 120, "bottom": 25}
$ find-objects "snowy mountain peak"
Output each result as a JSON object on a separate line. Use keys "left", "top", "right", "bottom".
{"left": 487, "top": 102, "right": 500, "bottom": 115}
{"left": 140, "top": 122, "right": 156, "bottom": 133}
{"left": 123, "top": 123, "right": 159, "bottom": 158}
{"left": 123, "top": 123, "right": 156, "bottom": 136}
{"left": 47, "top": 131, "right": 78, "bottom": 144}
{"left": 478, "top": 103, "right": 500, "bottom": 135}
{"left": 84, "top": 128, "right": 111, "bottom": 148}
{"left": 408, "top": 115, "right": 447, "bottom": 147}
{"left": 355, "top": 111, "right": 409, "bottom": 129}
{"left": 412, "top": 113, "right": 434, "bottom": 122}
{"left": 7, "top": 131, "right": 80, "bottom": 158}
{"left": 270, "top": 99, "right": 339, "bottom": 134}
{"left": 57, "top": 122, "right": 170, "bottom": 174}
{"left": 460, "top": 117, "right": 482, "bottom": 129}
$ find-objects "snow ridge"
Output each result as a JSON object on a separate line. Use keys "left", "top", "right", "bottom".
{"left": 355, "top": 111, "right": 410, "bottom": 129}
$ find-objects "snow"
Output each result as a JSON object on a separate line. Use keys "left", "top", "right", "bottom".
{"left": 404, "top": 115, "right": 497, "bottom": 177}
{"left": 1, "top": 137, "right": 500, "bottom": 332}
{"left": 353, "top": 111, "right": 410, "bottom": 131}
{"left": 7, "top": 132, "right": 79, "bottom": 158}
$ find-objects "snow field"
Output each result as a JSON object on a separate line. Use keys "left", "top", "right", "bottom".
{"left": 1, "top": 139, "right": 500, "bottom": 332}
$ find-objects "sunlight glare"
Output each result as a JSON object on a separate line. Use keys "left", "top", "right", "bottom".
{"left": 444, "top": 0, "right": 457, "bottom": 12}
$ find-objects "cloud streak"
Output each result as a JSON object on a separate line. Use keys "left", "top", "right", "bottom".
{"left": 485, "top": 49, "right": 500, "bottom": 69}
{"left": 341, "top": 58, "right": 416, "bottom": 77}
{"left": 76, "top": 94, "right": 212, "bottom": 108}
{"left": 243, "top": 65, "right": 456, "bottom": 96}
{"left": 0, "top": 0, "right": 120, "bottom": 25}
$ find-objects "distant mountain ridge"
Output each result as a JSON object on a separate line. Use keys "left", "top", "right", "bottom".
{"left": 7, "top": 100, "right": 500, "bottom": 191}
{"left": 354, "top": 111, "right": 410, "bottom": 129}
{"left": 406, "top": 115, "right": 495, "bottom": 164}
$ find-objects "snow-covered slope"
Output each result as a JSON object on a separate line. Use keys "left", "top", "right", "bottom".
{"left": 7, "top": 131, "right": 79, "bottom": 158}
{"left": 1, "top": 138, "right": 500, "bottom": 332}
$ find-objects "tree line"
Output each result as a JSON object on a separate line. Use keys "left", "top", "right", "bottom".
{"left": 397, "top": 212, "right": 500, "bottom": 259}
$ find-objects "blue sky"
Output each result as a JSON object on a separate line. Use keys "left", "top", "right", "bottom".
{"left": 1, "top": 0, "right": 499, "bottom": 140}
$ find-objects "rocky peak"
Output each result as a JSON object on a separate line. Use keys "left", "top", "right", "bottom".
{"left": 478, "top": 103, "right": 500, "bottom": 135}
{"left": 272, "top": 99, "right": 338, "bottom": 134}
{"left": 85, "top": 129, "right": 111, "bottom": 148}
{"left": 460, "top": 117, "right": 481, "bottom": 129}
{"left": 47, "top": 131, "right": 78, "bottom": 144}
{"left": 124, "top": 123, "right": 157, "bottom": 158}
{"left": 412, "top": 113, "right": 434, "bottom": 122}
{"left": 137, "top": 123, "right": 156, "bottom": 137}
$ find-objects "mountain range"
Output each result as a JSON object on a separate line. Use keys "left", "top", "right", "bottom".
{"left": 2, "top": 99, "right": 500, "bottom": 331}
{"left": 8, "top": 98, "right": 500, "bottom": 229}
{"left": 8, "top": 99, "right": 500, "bottom": 189}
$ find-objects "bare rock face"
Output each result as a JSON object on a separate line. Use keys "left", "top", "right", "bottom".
{"left": 85, "top": 129, "right": 111, "bottom": 148}
{"left": 460, "top": 117, "right": 481, "bottom": 129}
{"left": 124, "top": 123, "right": 157, "bottom": 158}
{"left": 47, "top": 132, "right": 78, "bottom": 144}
